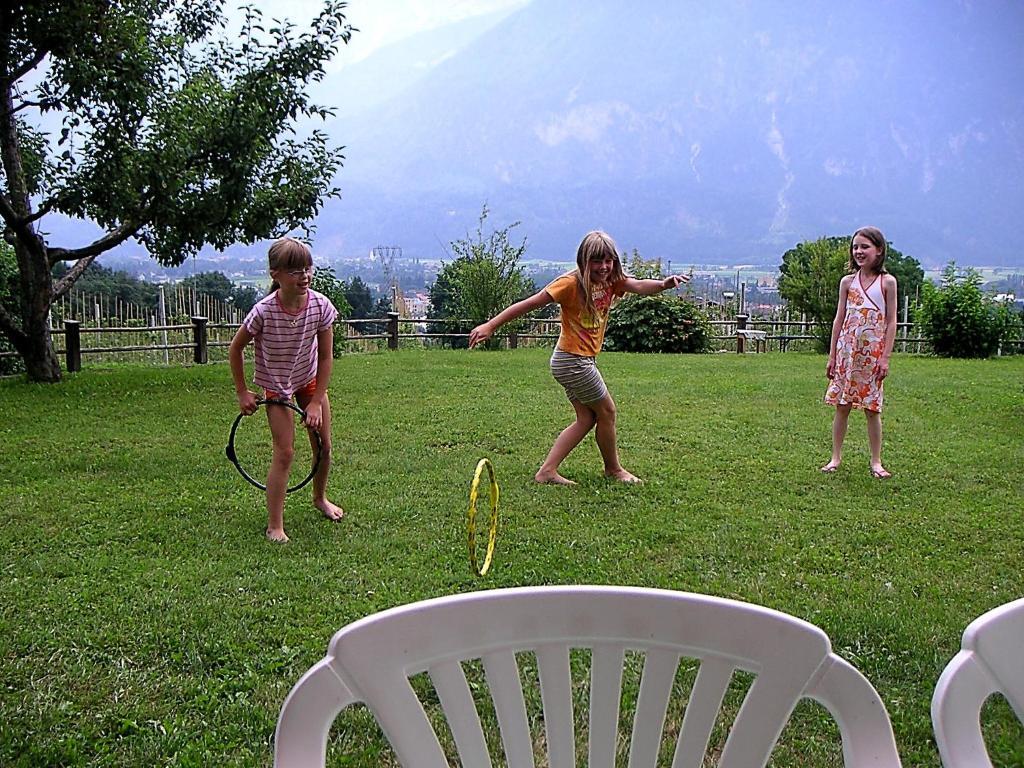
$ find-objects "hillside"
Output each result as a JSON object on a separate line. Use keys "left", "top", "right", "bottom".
{"left": 318, "top": 0, "right": 1024, "bottom": 268}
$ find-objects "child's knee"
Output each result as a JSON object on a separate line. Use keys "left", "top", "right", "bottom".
{"left": 272, "top": 443, "right": 295, "bottom": 466}
{"left": 316, "top": 441, "right": 332, "bottom": 463}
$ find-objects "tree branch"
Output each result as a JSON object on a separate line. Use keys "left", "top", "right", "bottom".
{"left": 9, "top": 50, "right": 48, "bottom": 84}
{"left": 11, "top": 97, "right": 58, "bottom": 115}
{"left": 24, "top": 198, "right": 56, "bottom": 224}
{"left": 0, "top": 192, "right": 43, "bottom": 260}
{"left": 0, "top": 191, "right": 20, "bottom": 229}
{"left": 50, "top": 221, "right": 139, "bottom": 299}
{"left": 48, "top": 220, "right": 139, "bottom": 265}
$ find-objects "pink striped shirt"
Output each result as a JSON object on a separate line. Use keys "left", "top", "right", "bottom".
{"left": 244, "top": 289, "right": 338, "bottom": 398}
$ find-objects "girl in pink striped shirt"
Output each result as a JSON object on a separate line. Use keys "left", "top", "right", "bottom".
{"left": 229, "top": 238, "right": 344, "bottom": 541}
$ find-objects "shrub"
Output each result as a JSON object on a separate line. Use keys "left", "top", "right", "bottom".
{"left": 605, "top": 294, "right": 713, "bottom": 353}
{"left": 428, "top": 205, "right": 535, "bottom": 349}
{"left": 310, "top": 266, "right": 353, "bottom": 358}
{"left": 0, "top": 243, "right": 22, "bottom": 375}
{"left": 917, "top": 263, "right": 1020, "bottom": 358}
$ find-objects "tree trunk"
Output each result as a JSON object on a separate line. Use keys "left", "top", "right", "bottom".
{"left": 22, "top": 315, "right": 62, "bottom": 382}
{"left": 10, "top": 239, "right": 63, "bottom": 383}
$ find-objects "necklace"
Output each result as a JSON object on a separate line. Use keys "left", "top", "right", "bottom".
{"left": 277, "top": 291, "right": 304, "bottom": 326}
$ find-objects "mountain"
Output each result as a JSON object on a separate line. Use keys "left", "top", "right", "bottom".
{"left": 317, "top": 0, "right": 1024, "bottom": 269}
{"left": 312, "top": 7, "right": 518, "bottom": 117}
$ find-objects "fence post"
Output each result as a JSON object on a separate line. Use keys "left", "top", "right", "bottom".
{"left": 735, "top": 313, "right": 748, "bottom": 354}
{"left": 64, "top": 319, "right": 81, "bottom": 372}
{"left": 192, "top": 316, "right": 208, "bottom": 363}
{"left": 509, "top": 331, "right": 518, "bottom": 349}
{"left": 901, "top": 293, "right": 909, "bottom": 353}
{"left": 387, "top": 312, "right": 399, "bottom": 350}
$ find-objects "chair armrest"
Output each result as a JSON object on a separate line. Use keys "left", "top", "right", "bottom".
{"left": 931, "top": 651, "right": 996, "bottom": 768}
{"left": 807, "top": 656, "right": 902, "bottom": 768}
{"left": 275, "top": 659, "right": 357, "bottom": 768}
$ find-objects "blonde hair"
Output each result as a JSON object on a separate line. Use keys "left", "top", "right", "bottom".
{"left": 574, "top": 230, "right": 625, "bottom": 320}
{"left": 267, "top": 237, "right": 313, "bottom": 292}
{"left": 849, "top": 226, "right": 888, "bottom": 274}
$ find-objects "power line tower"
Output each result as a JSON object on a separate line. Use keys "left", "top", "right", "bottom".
{"left": 372, "top": 245, "right": 403, "bottom": 314}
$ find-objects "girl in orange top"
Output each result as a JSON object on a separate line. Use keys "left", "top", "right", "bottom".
{"left": 470, "top": 231, "right": 689, "bottom": 484}
{"left": 821, "top": 226, "right": 898, "bottom": 478}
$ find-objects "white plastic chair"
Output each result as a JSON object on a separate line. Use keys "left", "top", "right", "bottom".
{"left": 932, "top": 596, "right": 1024, "bottom": 768}
{"left": 275, "top": 585, "right": 901, "bottom": 767}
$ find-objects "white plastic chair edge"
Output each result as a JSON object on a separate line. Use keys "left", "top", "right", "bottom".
{"left": 807, "top": 654, "right": 903, "bottom": 767}
{"left": 931, "top": 596, "right": 1024, "bottom": 768}
{"left": 275, "top": 658, "right": 355, "bottom": 768}
{"left": 932, "top": 651, "right": 997, "bottom": 768}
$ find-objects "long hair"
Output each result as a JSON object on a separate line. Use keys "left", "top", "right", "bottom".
{"left": 849, "top": 226, "right": 888, "bottom": 274}
{"left": 267, "top": 237, "right": 313, "bottom": 292}
{"left": 574, "top": 231, "right": 625, "bottom": 320}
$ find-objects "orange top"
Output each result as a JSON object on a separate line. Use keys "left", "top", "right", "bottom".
{"left": 546, "top": 272, "right": 626, "bottom": 357}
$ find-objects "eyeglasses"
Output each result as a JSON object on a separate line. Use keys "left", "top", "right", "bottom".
{"left": 285, "top": 267, "right": 314, "bottom": 278}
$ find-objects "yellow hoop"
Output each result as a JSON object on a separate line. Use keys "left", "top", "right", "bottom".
{"left": 467, "top": 458, "right": 499, "bottom": 576}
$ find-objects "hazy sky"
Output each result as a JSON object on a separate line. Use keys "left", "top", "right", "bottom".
{"left": 237, "top": 0, "right": 527, "bottom": 68}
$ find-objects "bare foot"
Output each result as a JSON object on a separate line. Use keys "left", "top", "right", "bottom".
{"left": 606, "top": 469, "right": 643, "bottom": 484}
{"left": 534, "top": 471, "right": 576, "bottom": 485}
{"left": 266, "top": 528, "right": 289, "bottom": 543}
{"left": 316, "top": 499, "right": 345, "bottom": 521}
{"left": 820, "top": 462, "right": 840, "bottom": 473}
{"left": 870, "top": 465, "right": 892, "bottom": 479}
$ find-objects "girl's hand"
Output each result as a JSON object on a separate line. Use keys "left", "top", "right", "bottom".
{"left": 303, "top": 401, "right": 323, "bottom": 430}
{"left": 826, "top": 358, "right": 837, "bottom": 379}
{"left": 662, "top": 274, "right": 690, "bottom": 290}
{"left": 469, "top": 322, "right": 493, "bottom": 348}
{"left": 876, "top": 358, "right": 890, "bottom": 382}
{"left": 237, "top": 389, "right": 258, "bottom": 415}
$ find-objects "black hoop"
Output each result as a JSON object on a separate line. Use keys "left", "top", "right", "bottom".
{"left": 225, "top": 399, "right": 322, "bottom": 493}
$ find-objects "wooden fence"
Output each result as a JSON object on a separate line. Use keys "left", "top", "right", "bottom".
{"left": 5, "top": 310, "right": 1019, "bottom": 373}
{"left": 26, "top": 313, "right": 932, "bottom": 373}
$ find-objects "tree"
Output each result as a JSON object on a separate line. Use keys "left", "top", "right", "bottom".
{"left": 778, "top": 235, "right": 923, "bottom": 351}
{"left": 309, "top": 265, "right": 352, "bottom": 320}
{"left": 370, "top": 296, "right": 392, "bottom": 319}
{"left": 229, "top": 284, "right": 260, "bottom": 315}
{"left": 917, "top": 263, "right": 1022, "bottom": 358}
{"left": 428, "top": 205, "right": 535, "bottom": 348}
{"left": 309, "top": 264, "right": 351, "bottom": 357}
{"left": 623, "top": 249, "right": 663, "bottom": 279}
{"left": 180, "top": 271, "right": 235, "bottom": 303}
{"left": 344, "top": 275, "right": 375, "bottom": 319}
{"left": 0, "top": 1, "right": 353, "bottom": 381}
{"left": 51, "top": 260, "right": 159, "bottom": 310}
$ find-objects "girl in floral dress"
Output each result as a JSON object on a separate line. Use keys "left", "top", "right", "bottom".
{"left": 821, "top": 226, "right": 898, "bottom": 478}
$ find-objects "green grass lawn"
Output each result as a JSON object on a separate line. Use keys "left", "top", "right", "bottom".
{"left": 2, "top": 350, "right": 1022, "bottom": 766}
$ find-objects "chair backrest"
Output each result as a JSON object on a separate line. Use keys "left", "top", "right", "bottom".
{"left": 275, "top": 585, "right": 901, "bottom": 768}
{"left": 932, "top": 596, "right": 1024, "bottom": 768}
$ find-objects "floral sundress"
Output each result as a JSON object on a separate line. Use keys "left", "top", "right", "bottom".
{"left": 824, "top": 272, "right": 887, "bottom": 413}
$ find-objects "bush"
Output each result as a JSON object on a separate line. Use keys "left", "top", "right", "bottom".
{"left": 310, "top": 266, "right": 353, "bottom": 358}
{"left": 0, "top": 243, "right": 23, "bottom": 375}
{"left": 605, "top": 294, "right": 713, "bottom": 353}
{"left": 917, "top": 263, "right": 1021, "bottom": 358}
{"left": 428, "top": 205, "right": 535, "bottom": 349}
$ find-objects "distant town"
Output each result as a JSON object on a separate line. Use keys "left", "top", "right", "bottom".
{"left": 97, "top": 247, "right": 1024, "bottom": 320}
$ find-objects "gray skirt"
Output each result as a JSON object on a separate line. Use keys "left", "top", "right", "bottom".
{"left": 550, "top": 349, "right": 608, "bottom": 404}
